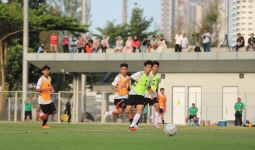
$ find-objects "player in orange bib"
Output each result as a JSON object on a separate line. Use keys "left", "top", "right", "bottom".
{"left": 158, "top": 88, "right": 167, "bottom": 125}
{"left": 104, "top": 63, "right": 130, "bottom": 121}
{"left": 36, "top": 65, "right": 56, "bottom": 128}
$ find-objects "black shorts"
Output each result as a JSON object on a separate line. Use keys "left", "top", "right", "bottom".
{"left": 189, "top": 115, "right": 196, "bottom": 119}
{"left": 25, "top": 111, "right": 32, "bottom": 119}
{"left": 126, "top": 95, "right": 146, "bottom": 106}
{"left": 40, "top": 102, "right": 56, "bottom": 115}
{"left": 144, "top": 97, "right": 159, "bottom": 106}
{"left": 114, "top": 98, "right": 127, "bottom": 109}
{"left": 159, "top": 108, "right": 164, "bottom": 113}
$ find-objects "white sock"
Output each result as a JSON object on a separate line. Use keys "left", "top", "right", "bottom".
{"left": 39, "top": 112, "right": 45, "bottom": 117}
{"left": 130, "top": 113, "right": 141, "bottom": 127}
{"left": 154, "top": 112, "right": 160, "bottom": 125}
{"left": 106, "top": 111, "right": 113, "bottom": 116}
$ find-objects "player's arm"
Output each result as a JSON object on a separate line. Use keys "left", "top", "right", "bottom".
{"left": 118, "top": 76, "right": 132, "bottom": 89}
{"left": 112, "top": 75, "right": 120, "bottom": 92}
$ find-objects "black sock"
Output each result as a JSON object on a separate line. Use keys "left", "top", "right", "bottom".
{"left": 42, "top": 116, "right": 48, "bottom": 126}
{"left": 136, "top": 119, "right": 140, "bottom": 125}
{"left": 162, "top": 120, "right": 165, "bottom": 125}
{"left": 42, "top": 119, "right": 47, "bottom": 126}
{"left": 129, "top": 119, "right": 133, "bottom": 124}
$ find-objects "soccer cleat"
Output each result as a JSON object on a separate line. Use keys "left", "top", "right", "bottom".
{"left": 38, "top": 112, "right": 42, "bottom": 123}
{"left": 154, "top": 124, "right": 161, "bottom": 129}
{"left": 128, "top": 126, "right": 137, "bottom": 132}
{"left": 42, "top": 125, "right": 50, "bottom": 129}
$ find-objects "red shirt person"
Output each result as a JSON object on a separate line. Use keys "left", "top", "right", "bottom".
{"left": 50, "top": 32, "right": 58, "bottom": 53}
{"left": 132, "top": 35, "right": 141, "bottom": 53}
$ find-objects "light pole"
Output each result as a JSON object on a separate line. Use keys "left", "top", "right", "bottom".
{"left": 22, "top": 0, "right": 29, "bottom": 121}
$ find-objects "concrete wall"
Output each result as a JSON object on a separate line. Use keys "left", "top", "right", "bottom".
{"left": 159, "top": 73, "right": 255, "bottom": 124}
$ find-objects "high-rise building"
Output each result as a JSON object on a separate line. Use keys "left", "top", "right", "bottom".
{"left": 122, "top": 0, "right": 128, "bottom": 24}
{"left": 161, "top": 0, "right": 171, "bottom": 41}
{"left": 229, "top": 0, "right": 255, "bottom": 46}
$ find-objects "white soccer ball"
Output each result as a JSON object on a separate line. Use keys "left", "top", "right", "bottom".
{"left": 163, "top": 123, "right": 177, "bottom": 136}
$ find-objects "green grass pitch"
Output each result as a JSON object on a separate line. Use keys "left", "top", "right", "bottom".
{"left": 0, "top": 122, "right": 254, "bottom": 150}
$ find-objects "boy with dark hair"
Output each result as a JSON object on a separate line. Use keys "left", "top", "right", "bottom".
{"left": 158, "top": 88, "right": 166, "bottom": 125}
{"left": 118, "top": 60, "right": 153, "bottom": 131}
{"left": 104, "top": 63, "right": 130, "bottom": 120}
{"left": 36, "top": 65, "right": 56, "bottom": 128}
{"left": 144, "top": 61, "right": 162, "bottom": 128}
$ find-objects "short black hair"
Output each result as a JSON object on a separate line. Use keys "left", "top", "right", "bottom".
{"left": 153, "top": 61, "right": 160, "bottom": 66}
{"left": 120, "top": 63, "right": 128, "bottom": 68}
{"left": 41, "top": 65, "right": 50, "bottom": 71}
{"left": 160, "top": 88, "right": 164, "bottom": 91}
{"left": 144, "top": 60, "right": 153, "bottom": 67}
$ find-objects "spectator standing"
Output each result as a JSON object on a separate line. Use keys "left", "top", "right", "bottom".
{"left": 85, "top": 39, "right": 93, "bottom": 53}
{"left": 132, "top": 35, "right": 141, "bottom": 53}
{"left": 157, "top": 36, "right": 167, "bottom": 53}
{"left": 92, "top": 36, "right": 100, "bottom": 53}
{"left": 37, "top": 43, "right": 45, "bottom": 53}
{"left": 123, "top": 36, "right": 133, "bottom": 53}
{"left": 70, "top": 36, "right": 78, "bottom": 53}
{"left": 234, "top": 98, "right": 245, "bottom": 126}
{"left": 101, "top": 35, "right": 109, "bottom": 53}
{"left": 141, "top": 38, "right": 150, "bottom": 53}
{"left": 24, "top": 95, "right": 33, "bottom": 121}
{"left": 181, "top": 33, "right": 189, "bottom": 52}
{"left": 235, "top": 33, "right": 245, "bottom": 51}
{"left": 202, "top": 29, "right": 211, "bottom": 52}
{"left": 50, "top": 32, "right": 58, "bottom": 53}
{"left": 114, "top": 36, "right": 124, "bottom": 53}
{"left": 246, "top": 33, "right": 255, "bottom": 51}
{"left": 78, "top": 35, "right": 86, "bottom": 53}
{"left": 65, "top": 101, "right": 71, "bottom": 123}
{"left": 62, "top": 35, "right": 69, "bottom": 53}
{"left": 175, "top": 32, "right": 183, "bottom": 52}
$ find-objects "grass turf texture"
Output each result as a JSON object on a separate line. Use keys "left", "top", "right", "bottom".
{"left": 0, "top": 122, "right": 254, "bottom": 150}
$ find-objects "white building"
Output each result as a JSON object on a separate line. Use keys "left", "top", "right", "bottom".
{"left": 230, "top": 0, "right": 255, "bottom": 46}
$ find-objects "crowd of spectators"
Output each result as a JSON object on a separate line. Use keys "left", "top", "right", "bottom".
{"left": 37, "top": 31, "right": 255, "bottom": 53}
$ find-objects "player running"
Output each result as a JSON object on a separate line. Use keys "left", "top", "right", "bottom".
{"left": 118, "top": 60, "right": 153, "bottom": 131}
{"left": 36, "top": 65, "right": 56, "bottom": 128}
{"left": 144, "top": 61, "right": 162, "bottom": 128}
{"left": 104, "top": 63, "right": 130, "bottom": 120}
{"left": 158, "top": 88, "right": 167, "bottom": 125}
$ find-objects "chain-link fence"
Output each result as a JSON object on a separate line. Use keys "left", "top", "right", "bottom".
{"left": 0, "top": 91, "right": 255, "bottom": 124}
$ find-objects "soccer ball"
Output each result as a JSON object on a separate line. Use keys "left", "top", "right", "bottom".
{"left": 163, "top": 123, "right": 177, "bottom": 136}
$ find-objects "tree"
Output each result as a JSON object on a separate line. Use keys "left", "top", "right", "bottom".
{"left": 192, "top": 1, "right": 221, "bottom": 46}
{"left": 97, "top": 5, "right": 154, "bottom": 47}
{"left": 97, "top": 22, "right": 129, "bottom": 47}
{"left": 0, "top": 1, "right": 87, "bottom": 115}
{"left": 128, "top": 6, "right": 154, "bottom": 39}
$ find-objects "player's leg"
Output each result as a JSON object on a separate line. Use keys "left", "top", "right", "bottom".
{"left": 125, "top": 105, "right": 134, "bottom": 124}
{"left": 105, "top": 99, "right": 124, "bottom": 117}
{"left": 159, "top": 108, "right": 165, "bottom": 125}
{"left": 41, "top": 104, "right": 50, "bottom": 128}
{"left": 130, "top": 104, "right": 144, "bottom": 128}
{"left": 153, "top": 101, "right": 161, "bottom": 128}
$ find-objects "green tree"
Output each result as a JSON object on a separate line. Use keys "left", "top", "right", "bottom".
{"left": 0, "top": 1, "right": 87, "bottom": 115}
{"left": 97, "top": 22, "right": 129, "bottom": 47}
{"left": 192, "top": 1, "right": 221, "bottom": 46}
{"left": 97, "top": 5, "right": 154, "bottom": 47}
{"left": 128, "top": 6, "right": 154, "bottom": 39}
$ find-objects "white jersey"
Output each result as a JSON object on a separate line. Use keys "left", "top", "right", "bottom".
{"left": 36, "top": 76, "right": 53, "bottom": 105}
{"left": 112, "top": 74, "right": 130, "bottom": 99}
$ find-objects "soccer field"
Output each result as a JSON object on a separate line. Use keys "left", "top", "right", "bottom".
{"left": 0, "top": 122, "right": 254, "bottom": 150}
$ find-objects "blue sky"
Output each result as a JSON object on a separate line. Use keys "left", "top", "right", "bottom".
{"left": 90, "top": 0, "right": 161, "bottom": 34}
